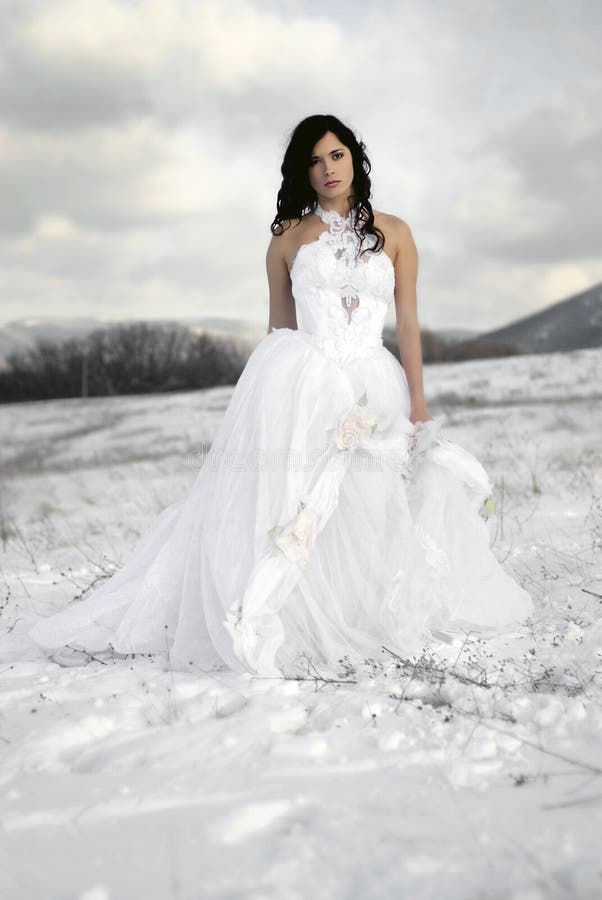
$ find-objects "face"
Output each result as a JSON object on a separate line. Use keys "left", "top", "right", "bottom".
{"left": 308, "top": 131, "right": 354, "bottom": 207}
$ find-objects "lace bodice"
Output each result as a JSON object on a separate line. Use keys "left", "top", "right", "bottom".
{"left": 286, "top": 202, "right": 395, "bottom": 365}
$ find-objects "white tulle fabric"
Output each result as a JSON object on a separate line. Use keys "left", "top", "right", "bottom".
{"left": 28, "top": 202, "right": 533, "bottom": 677}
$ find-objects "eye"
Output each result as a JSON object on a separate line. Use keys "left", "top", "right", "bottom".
{"left": 309, "top": 151, "right": 344, "bottom": 167}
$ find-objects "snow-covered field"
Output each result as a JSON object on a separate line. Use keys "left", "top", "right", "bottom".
{"left": 0, "top": 346, "right": 601, "bottom": 900}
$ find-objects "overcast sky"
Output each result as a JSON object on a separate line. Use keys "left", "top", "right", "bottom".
{"left": 1, "top": 0, "right": 600, "bottom": 333}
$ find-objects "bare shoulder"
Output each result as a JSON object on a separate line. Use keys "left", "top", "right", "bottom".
{"left": 267, "top": 216, "right": 305, "bottom": 248}
{"left": 266, "top": 217, "right": 301, "bottom": 263}
{"left": 372, "top": 210, "right": 416, "bottom": 265}
{"left": 273, "top": 216, "right": 305, "bottom": 236}
{"left": 373, "top": 210, "right": 415, "bottom": 242}
{"left": 266, "top": 213, "right": 317, "bottom": 274}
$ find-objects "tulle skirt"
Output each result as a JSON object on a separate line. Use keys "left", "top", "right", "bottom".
{"left": 28, "top": 329, "right": 533, "bottom": 676}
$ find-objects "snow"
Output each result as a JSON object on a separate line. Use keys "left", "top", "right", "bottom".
{"left": 0, "top": 346, "right": 601, "bottom": 900}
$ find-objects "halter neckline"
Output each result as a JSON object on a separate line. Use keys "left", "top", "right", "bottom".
{"left": 314, "top": 201, "right": 356, "bottom": 226}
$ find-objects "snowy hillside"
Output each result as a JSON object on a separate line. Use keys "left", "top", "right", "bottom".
{"left": 0, "top": 347, "right": 601, "bottom": 900}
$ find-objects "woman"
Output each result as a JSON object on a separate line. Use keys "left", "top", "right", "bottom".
{"left": 267, "top": 118, "right": 429, "bottom": 427}
{"left": 28, "top": 114, "right": 533, "bottom": 678}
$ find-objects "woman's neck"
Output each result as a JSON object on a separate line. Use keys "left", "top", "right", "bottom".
{"left": 314, "top": 193, "right": 355, "bottom": 218}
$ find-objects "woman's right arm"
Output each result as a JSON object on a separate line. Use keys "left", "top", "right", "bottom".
{"left": 265, "top": 231, "right": 298, "bottom": 334}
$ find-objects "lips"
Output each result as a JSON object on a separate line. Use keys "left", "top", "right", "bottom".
{"left": 325, "top": 180, "right": 340, "bottom": 187}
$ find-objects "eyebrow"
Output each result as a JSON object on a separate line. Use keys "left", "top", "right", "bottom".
{"left": 310, "top": 148, "right": 345, "bottom": 160}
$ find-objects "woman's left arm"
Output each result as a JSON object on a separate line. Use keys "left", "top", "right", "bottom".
{"left": 391, "top": 217, "right": 431, "bottom": 424}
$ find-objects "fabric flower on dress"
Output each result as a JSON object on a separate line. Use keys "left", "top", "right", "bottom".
{"left": 401, "top": 416, "right": 446, "bottom": 483}
{"left": 267, "top": 500, "right": 319, "bottom": 569}
{"left": 223, "top": 609, "right": 258, "bottom": 661}
{"left": 223, "top": 610, "right": 243, "bottom": 659}
{"left": 481, "top": 495, "right": 496, "bottom": 517}
{"left": 408, "top": 416, "right": 444, "bottom": 456}
{"left": 335, "top": 390, "right": 384, "bottom": 449}
{"left": 415, "top": 523, "right": 451, "bottom": 577}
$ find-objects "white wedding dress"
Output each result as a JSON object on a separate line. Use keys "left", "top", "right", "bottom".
{"left": 28, "top": 203, "right": 533, "bottom": 677}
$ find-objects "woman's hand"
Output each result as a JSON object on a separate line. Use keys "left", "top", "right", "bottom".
{"left": 408, "top": 408, "right": 439, "bottom": 455}
{"left": 410, "top": 402, "right": 432, "bottom": 425}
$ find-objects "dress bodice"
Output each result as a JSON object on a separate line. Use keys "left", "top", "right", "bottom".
{"left": 288, "top": 202, "right": 395, "bottom": 365}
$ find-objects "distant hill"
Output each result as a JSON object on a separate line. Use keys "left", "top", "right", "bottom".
{"left": 437, "top": 328, "right": 479, "bottom": 344}
{"left": 477, "top": 282, "right": 602, "bottom": 353}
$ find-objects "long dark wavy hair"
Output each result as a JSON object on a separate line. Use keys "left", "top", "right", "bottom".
{"left": 270, "top": 114, "right": 385, "bottom": 258}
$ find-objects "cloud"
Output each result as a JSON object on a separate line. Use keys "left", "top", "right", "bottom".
{"left": 0, "top": 0, "right": 600, "bottom": 330}
{"left": 455, "top": 83, "right": 602, "bottom": 262}
{"left": 0, "top": 0, "right": 349, "bottom": 130}
{"left": 0, "top": 118, "right": 271, "bottom": 233}
{"left": 414, "top": 79, "right": 602, "bottom": 325}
